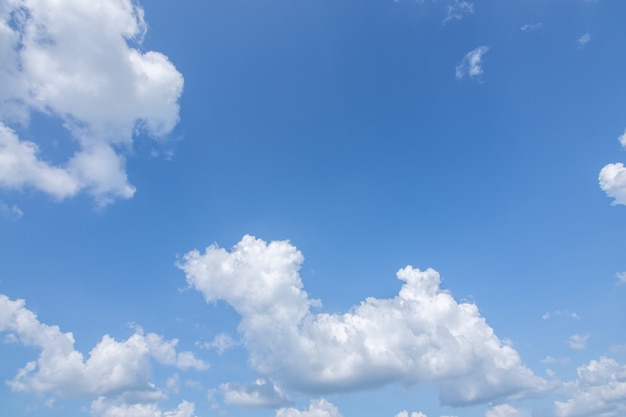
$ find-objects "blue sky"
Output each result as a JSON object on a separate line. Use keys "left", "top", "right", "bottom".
{"left": 1, "top": 1, "right": 626, "bottom": 417}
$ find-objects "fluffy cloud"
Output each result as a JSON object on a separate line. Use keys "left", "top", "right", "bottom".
{"left": 485, "top": 404, "right": 526, "bottom": 417}
{"left": 90, "top": 398, "right": 196, "bottom": 417}
{"left": 220, "top": 378, "right": 292, "bottom": 408}
{"left": 179, "top": 235, "right": 545, "bottom": 406}
{"left": 443, "top": 1, "right": 474, "bottom": 24}
{"left": 554, "top": 357, "right": 626, "bottom": 417}
{"left": 455, "top": 46, "right": 489, "bottom": 81}
{"left": 276, "top": 399, "right": 342, "bottom": 417}
{"left": 0, "top": 0, "right": 183, "bottom": 205}
{"left": 600, "top": 162, "right": 626, "bottom": 206}
{"left": 0, "top": 294, "right": 207, "bottom": 399}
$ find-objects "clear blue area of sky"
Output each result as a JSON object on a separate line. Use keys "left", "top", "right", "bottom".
{"left": 1, "top": 1, "right": 625, "bottom": 417}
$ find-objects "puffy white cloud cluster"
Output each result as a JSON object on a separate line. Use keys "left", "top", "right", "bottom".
{"left": 179, "top": 235, "right": 545, "bottom": 406}
{"left": 0, "top": 0, "right": 183, "bottom": 205}
{"left": 554, "top": 357, "right": 626, "bottom": 417}
{"left": 275, "top": 399, "right": 343, "bottom": 417}
{"left": 90, "top": 398, "right": 196, "bottom": 417}
{"left": 220, "top": 378, "right": 292, "bottom": 408}
{"left": 599, "top": 130, "right": 626, "bottom": 206}
{"left": 0, "top": 294, "right": 205, "bottom": 413}
{"left": 455, "top": 46, "right": 489, "bottom": 81}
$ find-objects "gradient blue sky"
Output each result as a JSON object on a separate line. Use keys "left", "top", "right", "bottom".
{"left": 1, "top": 1, "right": 625, "bottom": 417}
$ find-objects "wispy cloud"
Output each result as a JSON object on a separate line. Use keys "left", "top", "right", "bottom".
{"left": 617, "top": 272, "right": 626, "bottom": 285}
{"left": 0, "top": 201, "right": 23, "bottom": 220}
{"left": 455, "top": 46, "right": 490, "bottom": 81}
{"left": 443, "top": 1, "right": 474, "bottom": 24}
{"left": 567, "top": 333, "right": 590, "bottom": 350}
{"left": 521, "top": 23, "right": 542, "bottom": 32}
{"left": 542, "top": 310, "right": 580, "bottom": 320}
{"left": 577, "top": 33, "right": 591, "bottom": 48}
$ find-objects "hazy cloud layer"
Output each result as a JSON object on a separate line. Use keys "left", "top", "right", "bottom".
{"left": 179, "top": 235, "right": 545, "bottom": 406}
{"left": 0, "top": 0, "right": 183, "bottom": 205}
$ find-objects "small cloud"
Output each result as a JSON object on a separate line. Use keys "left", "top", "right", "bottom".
{"left": 617, "top": 272, "right": 626, "bottom": 285}
{"left": 395, "top": 412, "right": 428, "bottom": 417}
{"left": 577, "top": 33, "right": 591, "bottom": 48}
{"left": 541, "top": 356, "right": 570, "bottom": 365}
{"left": 485, "top": 404, "right": 527, "bottom": 417}
{"left": 521, "top": 23, "right": 542, "bottom": 32}
{"left": 455, "top": 46, "right": 490, "bottom": 81}
{"left": 542, "top": 310, "right": 580, "bottom": 320}
{"left": 568, "top": 333, "right": 590, "bottom": 350}
{"left": 443, "top": 1, "right": 474, "bottom": 24}
{"left": 221, "top": 379, "right": 291, "bottom": 408}
{"left": 198, "top": 333, "right": 239, "bottom": 354}
{"left": 618, "top": 130, "right": 626, "bottom": 148}
{"left": 0, "top": 201, "right": 23, "bottom": 220}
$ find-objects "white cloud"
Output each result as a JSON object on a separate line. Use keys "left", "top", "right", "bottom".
{"left": 541, "top": 356, "right": 570, "bottom": 365}
{"left": 567, "top": 334, "right": 590, "bottom": 350}
{"left": 577, "top": 33, "right": 591, "bottom": 48}
{"left": 0, "top": 294, "right": 207, "bottom": 400}
{"left": 520, "top": 23, "right": 542, "bottom": 32}
{"left": 455, "top": 46, "right": 489, "bottom": 81}
{"left": 179, "top": 235, "right": 546, "bottom": 406}
{"left": 485, "top": 404, "right": 526, "bottom": 417}
{"left": 90, "top": 398, "right": 196, "bottom": 417}
{"left": 554, "top": 357, "right": 626, "bottom": 417}
{"left": 617, "top": 272, "right": 626, "bottom": 285}
{"left": 0, "top": 199, "right": 23, "bottom": 220}
{"left": 395, "top": 412, "right": 428, "bottom": 417}
{"left": 599, "top": 130, "right": 626, "bottom": 206}
{"left": 276, "top": 399, "right": 343, "bottom": 417}
{"left": 443, "top": 1, "right": 474, "bottom": 24}
{"left": 0, "top": 0, "right": 183, "bottom": 205}
{"left": 200, "top": 332, "right": 239, "bottom": 354}
{"left": 542, "top": 310, "right": 580, "bottom": 320}
{"left": 221, "top": 379, "right": 292, "bottom": 408}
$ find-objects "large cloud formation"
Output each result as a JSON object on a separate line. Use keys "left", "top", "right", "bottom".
{"left": 0, "top": 0, "right": 183, "bottom": 205}
{"left": 179, "top": 235, "right": 546, "bottom": 406}
{"left": 0, "top": 294, "right": 205, "bottom": 415}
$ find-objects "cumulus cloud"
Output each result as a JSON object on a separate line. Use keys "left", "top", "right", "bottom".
{"left": 600, "top": 130, "right": 626, "bottom": 206}
{"left": 485, "top": 404, "right": 526, "bottom": 417}
{"left": 0, "top": 0, "right": 183, "bottom": 205}
{"left": 276, "top": 399, "right": 342, "bottom": 417}
{"left": 0, "top": 294, "right": 207, "bottom": 400}
{"left": 455, "top": 46, "right": 489, "bottom": 81}
{"left": 443, "top": 1, "right": 474, "bottom": 24}
{"left": 567, "top": 334, "right": 590, "bottom": 350}
{"left": 221, "top": 379, "right": 292, "bottom": 408}
{"left": 90, "top": 398, "right": 196, "bottom": 417}
{"left": 554, "top": 357, "right": 626, "bottom": 417}
{"left": 179, "top": 235, "right": 545, "bottom": 406}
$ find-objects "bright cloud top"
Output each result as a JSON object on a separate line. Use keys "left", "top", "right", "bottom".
{"left": 455, "top": 46, "right": 489, "bottom": 81}
{"left": 0, "top": 0, "right": 183, "bottom": 205}
{"left": 599, "top": 129, "right": 626, "bottom": 206}
{"left": 179, "top": 235, "right": 545, "bottom": 406}
{"left": 0, "top": 294, "right": 206, "bottom": 413}
{"left": 554, "top": 357, "right": 626, "bottom": 417}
